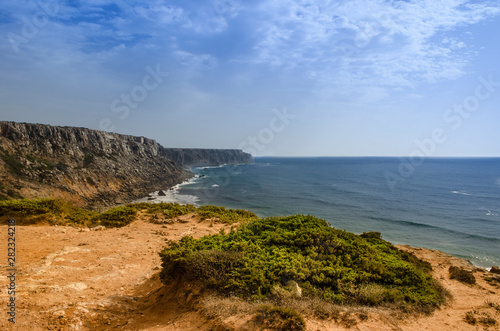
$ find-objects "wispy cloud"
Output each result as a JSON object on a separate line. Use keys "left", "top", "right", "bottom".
{"left": 3, "top": 0, "right": 497, "bottom": 88}
{"left": 248, "top": 0, "right": 500, "bottom": 88}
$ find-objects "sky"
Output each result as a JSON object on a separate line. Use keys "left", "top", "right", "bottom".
{"left": 1, "top": 0, "right": 499, "bottom": 157}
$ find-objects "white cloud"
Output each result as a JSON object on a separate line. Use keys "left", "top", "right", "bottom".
{"left": 133, "top": 3, "right": 184, "bottom": 25}
{"left": 248, "top": 0, "right": 500, "bottom": 89}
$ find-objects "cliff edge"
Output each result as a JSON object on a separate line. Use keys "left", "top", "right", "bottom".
{"left": 0, "top": 121, "right": 253, "bottom": 209}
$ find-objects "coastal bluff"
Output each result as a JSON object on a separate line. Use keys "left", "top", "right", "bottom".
{"left": 0, "top": 121, "right": 252, "bottom": 209}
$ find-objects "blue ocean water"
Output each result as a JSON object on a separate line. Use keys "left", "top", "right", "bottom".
{"left": 173, "top": 157, "right": 500, "bottom": 268}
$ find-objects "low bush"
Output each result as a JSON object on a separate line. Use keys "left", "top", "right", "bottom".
{"left": 0, "top": 198, "right": 96, "bottom": 226}
{"left": 256, "top": 304, "right": 306, "bottom": 331}
{"left": 0, "top": 150, "right": 25, "bottom": 177}
{"left": 464, "top": 311, "right": 497, "bottom": 326}
{"left": 131, "top": 202, "right": 197, "bottom": 218}
{"left": 197, "top": 205, "right": 258, "bottom": 224}
{"left": 0, "top": 199, "right": 257, "bottom": 228}
{"left": 163, "top": 249, "right": 243, "bottom": 287}
{"left": 160, "top": 215, "right": 447, "bottom": 311}
{"left": 0, "top": 199, "right": 138, "bottom": 227}
{"left": 449, "top": 266, "right": 476, "bottom": 284}
{"left": 95, "top": 205, "right": 137, "bottom": 228}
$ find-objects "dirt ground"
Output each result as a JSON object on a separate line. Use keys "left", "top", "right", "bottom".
{"left": 1, "top": 214, "right": 499, "bottom": 330}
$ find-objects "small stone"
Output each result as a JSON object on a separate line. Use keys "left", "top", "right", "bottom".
{"left": 286, "top": 280, "right": 302, "bottom": 298}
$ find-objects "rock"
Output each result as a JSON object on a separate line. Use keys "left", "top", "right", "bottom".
{"left": 285, "top": 280, "right": 302, "bottom": 298}
{"left": 490, "top": 266, "right": 500, "bottom": 274}
{"left": 92, "top": 225, "right": 106, "bottom": 231}
{"left": 66, "top": 282, "right": 87, "bottom": 291}
{"left": 0, "top": 121, "right": 253, "bottom": 209}
{"left": 147, "top": 197, "right": 156, "bottom": 201}
{"left": 158, "top": 190, "right": 167, "bottom": 196}
{"left": 270, "top": 285, "right": 289, "bottom": 298}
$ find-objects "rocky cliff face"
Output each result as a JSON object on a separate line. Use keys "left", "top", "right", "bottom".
{"left": 0, "top": 121, "right": 253, "bottom": 209}
{"left": 161, "top": 148, "right": 253, "bottom": 167}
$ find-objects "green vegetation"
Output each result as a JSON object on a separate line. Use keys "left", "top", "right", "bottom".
{"left": 197, "top": 205, "right": 258, "bottom": 224}
{"left": 0, "top": 197, "right": 452, "bottom": 324}
{"left": 82, "top": 154, "right": 94, "bottom": 168}
{"left": 133, "top": 202, "right": 197, "bottom": 218}
{"left": 0, "top": 149, "right": 25, "bottom": 177}
{"left": 0, "top": 199, "right": 95, "bottom": 226}
{"left": 131, "top": 202, "right": 257, "bottom": 224}
{"left": 6, "top": 189, "right": 23, "bottom": 199}
{"left": 0, "top": 198, "right": 137, "bottom": 228}
{"left": 96, "top": 205, "right": 137, "bottom": 227}
{"left": 0, "top": 199, "right": 255, "bottom": 229}
{"left": 160, "top": 215, "right": 447, "bottom": 312}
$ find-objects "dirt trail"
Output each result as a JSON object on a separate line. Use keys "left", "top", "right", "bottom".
{"left": 1, "top": 215, "right": 499, "bottom": 330}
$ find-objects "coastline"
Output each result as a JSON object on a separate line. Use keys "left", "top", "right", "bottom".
{"left": 143, "top": 157, "right": 500, "bottom": 271}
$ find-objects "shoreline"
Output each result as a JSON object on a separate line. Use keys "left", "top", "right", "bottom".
{"left": 131, "top": 181, "right": 500, "bottom": 272}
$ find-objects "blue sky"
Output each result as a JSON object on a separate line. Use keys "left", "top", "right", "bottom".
{"left": 1, "top": 0, "right": 499, "bottom": 156}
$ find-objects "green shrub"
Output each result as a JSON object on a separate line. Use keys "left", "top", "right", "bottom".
{"left": 82, "top": 154, "right": 94, "bottom": 168}
{"left": 6, "top": 189, "right": 23, "bottom": 199}
{"left": 0, "top": 198, "right": 138, "bottom": 227}
{"left": 449, "top": 266, "right": 476, "bottom": 284}
{"left": 198, "top": 205, "right": 258, "bottom": 224}
{"left": 360, "top": 231, "right": 382, "bottom": 239}
{"left": 0, "top": 198, "right": 96, "bottom": 225}
{"left": 162, "top": 249, "right": 243, "bottom": 288}
{"left": 55, "top": 162, "right": 68, "bottom": 172}
{"left": 95, "top": 205, "right": 137, "bottom": 228}
{"left": 0, "top": 151, "right": 25, "bottom": 177}
{"left": 160, "top": 215, "right": 447, "bottom": 311}
{"left": 131, "top": 202, "right": 197, "bottom": 219}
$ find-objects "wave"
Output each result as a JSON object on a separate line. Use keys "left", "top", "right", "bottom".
{"left": 452, "top": 190, "right": 472, "bottom": 196}
{"left": 478, "top": 208, "right": 499, "bottom": 217}
{"left": 133, "top": 183, "right": 200, "bottom": 206}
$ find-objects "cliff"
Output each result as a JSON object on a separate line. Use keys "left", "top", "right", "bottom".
{"left": 0, "top": 121, "right": 253, "bottom": 209}
{"left": 161, "top": 148, "right": 253, "bottom": 167}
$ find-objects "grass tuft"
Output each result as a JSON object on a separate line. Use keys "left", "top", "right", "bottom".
{"left": 256, "top": 304, "right": 306, "bottom": 331}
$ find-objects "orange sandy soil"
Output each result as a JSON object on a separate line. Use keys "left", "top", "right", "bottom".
{"left": 1, "top": 213, "right": 499, "bottom": 330}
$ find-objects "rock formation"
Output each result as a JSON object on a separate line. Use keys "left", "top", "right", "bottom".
{"left": 0, "top": 121, "right": 253, "bottom": 209}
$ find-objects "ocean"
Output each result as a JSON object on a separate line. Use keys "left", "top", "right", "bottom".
{"left": 141, "top": 157, "right": 500, "bottom": 269}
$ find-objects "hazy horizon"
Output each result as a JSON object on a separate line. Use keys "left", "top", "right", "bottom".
{"left": 1, "top": 1, "right": 499, "bottom": 157}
